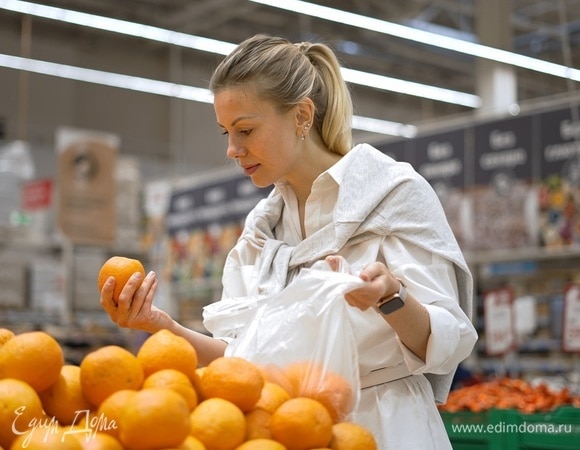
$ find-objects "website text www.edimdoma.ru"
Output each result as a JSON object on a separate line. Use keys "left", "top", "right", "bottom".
{"left": 450, "top": 421, "right": 573, "bottom": 435}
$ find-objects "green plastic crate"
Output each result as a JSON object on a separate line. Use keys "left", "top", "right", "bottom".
{"left": 441, "top": 407, "right": 580, "bottom": 450}
{"left": 515, "top": 407, "right": 580, "bottom": 450}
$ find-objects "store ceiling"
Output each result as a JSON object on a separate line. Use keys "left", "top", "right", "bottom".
{"left": 5, "top": 0, "right": 580, "bottom": 136}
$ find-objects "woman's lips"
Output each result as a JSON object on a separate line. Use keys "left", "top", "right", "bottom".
{"left": 242, "top": 164, "right": 259, "bottom": 176}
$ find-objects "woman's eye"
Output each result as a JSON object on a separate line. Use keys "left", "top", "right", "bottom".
{"left": 220, "top": 130, "right": 229, "bottom": 136}
{"left": 240, "top": 129, "right": 252, "bottom": 136}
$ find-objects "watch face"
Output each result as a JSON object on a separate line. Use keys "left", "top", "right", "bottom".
{"left": 378, "top": 296, "right": 405, "bottom": 315}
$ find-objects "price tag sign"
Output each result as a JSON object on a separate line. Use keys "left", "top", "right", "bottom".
{"left": 484, "top": 287, "right": 515, "bottom": 356}
{"left": 562, "top": 284, "right": 580, "bottom": 353}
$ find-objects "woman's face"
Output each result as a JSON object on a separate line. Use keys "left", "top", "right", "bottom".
{"left": 214, "top": 87, "right": 303, "bottom": 188}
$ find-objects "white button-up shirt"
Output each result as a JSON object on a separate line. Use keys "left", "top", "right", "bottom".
{"left": 218, "top": 147, "right": 477, "bottom": 449}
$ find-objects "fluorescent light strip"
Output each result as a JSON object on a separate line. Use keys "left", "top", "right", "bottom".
{"left": 0, "top": 0, "right": 479, "bottom": 108}
{"left": 0, "top": 0, "right": 236, "bottom": 55}
{"left": 0, "top": 53, "right": 214, "bottom": 103}
{"left": 343, "top": 68, "right": 481, "bottom": 108}
{"left": 250, "top": 0, "right": 580, "bottom": 83}
{"left": 0, "top": 53, "right": 413, "bottom": 137}
{"left": 352, "top": 116, "right": 417, "bottom": 138}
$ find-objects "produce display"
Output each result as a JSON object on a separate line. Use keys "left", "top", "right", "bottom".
{"left": 6, "top": 254, "right": 577, "bottom": 449}
{"left": 0, "top": 326, "right": 377, "bottom": 450}
{"left": 439, "top": 377, "right": 580, "bottom": 414}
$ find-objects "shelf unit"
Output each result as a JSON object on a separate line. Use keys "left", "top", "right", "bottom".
{"left": 465, "top": 246, "right": 580, "bottom": 380}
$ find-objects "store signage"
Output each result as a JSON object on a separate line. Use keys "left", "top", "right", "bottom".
{"left": 483, "top": 287, "right": 515, "bottom": 356}
{"left": 414, "top": 129, "right": 467, "bottom": 190}
{"left": 562, "top": 283, "right": 580, "bottom": 353}
{"left": 166, "top": 173, "right": 271, "bottom": 235}
{"left": 376, "top": 139, "right": 414, "bottom": 166}
{"left": 22, "top": 178, "right": 52, "bottom": 211}
{"left": 539, "top": 106, "right": 580, "bottom": 181}
{"left": 473, "top": 115, "right": 534, "bottom": 189}
{"left": 56, "top": 128, "right": 118, "bottom": 245}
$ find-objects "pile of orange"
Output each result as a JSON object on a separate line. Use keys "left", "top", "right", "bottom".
{"left": 0, "top": 325, "right": 377, "bottom": 450}
{"left": 0, "top": 253, "right": 377, "bottom": 450}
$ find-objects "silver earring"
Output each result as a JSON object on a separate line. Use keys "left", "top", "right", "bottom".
{"left": 301, "top": 133, "right": 305, "bottom": 141}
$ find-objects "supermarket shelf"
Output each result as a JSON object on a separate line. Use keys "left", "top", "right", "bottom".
{"left": 465, "top": 246, "right": 580, "bottom": 266}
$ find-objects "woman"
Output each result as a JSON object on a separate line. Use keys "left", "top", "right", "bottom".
{"left": 101, "top": 34, "right": 477, "bottom": 449}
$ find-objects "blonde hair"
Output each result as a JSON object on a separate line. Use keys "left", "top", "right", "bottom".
{"left": 210, "top": 35, "right": 353, "bottom": 155}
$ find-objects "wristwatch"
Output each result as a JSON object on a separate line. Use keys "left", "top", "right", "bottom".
{"left": 376, "top": 279, "right": 407, "bottom": 315}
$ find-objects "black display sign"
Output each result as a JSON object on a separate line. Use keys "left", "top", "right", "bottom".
{"left": 413, "top": 129, "right": 467, "bottom": 190}
{"left": 473, "top": 115, "right": 534, "bottom": 188}
{"left": 166, "top": 173, "right": 271, "bottom": 235}
{"left": 376, "top": 139, "right": 413, "bottom": 165}
{"left": 539, "top": 106, "right": 580, "bottom": 182}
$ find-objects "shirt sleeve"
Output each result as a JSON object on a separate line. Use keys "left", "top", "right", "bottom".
{"left": 381, "top": 235, "right": 478, "bottom": 375}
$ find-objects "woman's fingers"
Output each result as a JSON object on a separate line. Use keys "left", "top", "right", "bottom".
{"left": 116, "top": 272, "right": 143, "bottom": 317}
{"left": 131, "top": 272, "right": 157, "bottom": 318}
{"left": 344, "top": 262, "right": 400, "bottom": 311}
{"left": 99, "top": 276, "right": 117, "bottom": 312}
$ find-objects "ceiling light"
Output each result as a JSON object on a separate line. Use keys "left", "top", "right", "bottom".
{"left": 250, "top": 0, "right": 580, "bottom": 83}
{"left": 352, "top": 116, "right": 417, "bottom": 138}
{"left": 343, "top": 68, "right": 481, "bottom": 108}
{"left": 0, "top": 0, "right": 236, "bottom": 55}
{"left": 0, "top": 53, "right": 413, "bottom": 137}
{"left": 0, "top": 0, "right": 480, "bottom": 108}
{"left": 0, "top": 53, "right": 214, "bottom": 103}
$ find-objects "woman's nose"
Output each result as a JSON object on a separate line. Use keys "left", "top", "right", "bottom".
{"left": 226, "top": 138, "right": 246, "bottom": 160}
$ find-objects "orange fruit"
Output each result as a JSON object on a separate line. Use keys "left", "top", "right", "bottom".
{"left": 142, "top": 368, "right": 198, "bottom": 410}
{"left": 177, "top": 435, "right": 207, "bottom": 450}
{"left": 328, "top": 422, "right": 377, "bottom": 450}
{"left": 284, "top": 362, "right": 354, "bottom": 422}
{"left": 192, "top": 367, "right": 205, "bottom": 400}
{"left": 190, "top": 398, "right": 246, "bottom": 450}
{"left": 269, "top": 397, "right": 333, "bottom": 450}
{"left": 136, "top": 329, "right": 198, "bottom": 382}
{"left": 245, "top": 408, "right": 272, "bottom": 440}
{"left": 0, "top": 379, "right": 44, "bottom": 449}
{"left": 0, "top": 328, "right": 15, "bottom": 346}
{"left": 0, "top": 331, "right": 64, "bottom": 392}
{"left": 235, "top": 439, "right": 287, "bottom": 450}
{"left": 200, "top": 356, "right": 264, "bottom": 412}
{"left": 96, "top": 389, "right": 137, "bottom": 440}
{"left": 118, "top": 388, "right": 190, "bottom": 450}
{"left": 80, "top": 345, "right": 144, "bottom": 407}
{"left": 10, "top": 427, "right": 83, "bottom": 450}
{"left": 73, "top": 432, "right": 124, "bottom": 450}
{"left": 97, "top": 256, "right": 145, "bottom": 302}
{"left": 72, "top": 410, "right": 101, "bottom": 432}
{"left": 260, "top": 364, "right": 293, "bottom": 396}
{"left": 253, "top": 381, "right": 291, "bottom": 414}
{"left": 39, "top": 365, "right": 93, "bottom": 425}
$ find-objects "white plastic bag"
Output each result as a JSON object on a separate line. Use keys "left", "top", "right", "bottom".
{"left": 210, "top": 261, "right": 364, "bottom": 422}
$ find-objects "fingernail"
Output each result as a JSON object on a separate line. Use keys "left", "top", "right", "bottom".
{"left": 133, "top": 272, "right": 143, "bottom": 280}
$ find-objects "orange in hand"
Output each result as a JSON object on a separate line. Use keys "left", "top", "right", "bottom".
{"left": 97, "top": 256, "right": 145, "bottom": 302}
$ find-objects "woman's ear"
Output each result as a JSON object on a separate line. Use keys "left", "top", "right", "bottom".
{"left": 295, "top": 97, "right": 315, "bottom": 130}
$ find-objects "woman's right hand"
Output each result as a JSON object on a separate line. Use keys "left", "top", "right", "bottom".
{"left": 100, "top": 271, "right": 172, "bottom": 334}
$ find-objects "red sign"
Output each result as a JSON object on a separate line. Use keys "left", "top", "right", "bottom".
{"left": 22, "top": 179, "right": 52, "bottom": 211}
